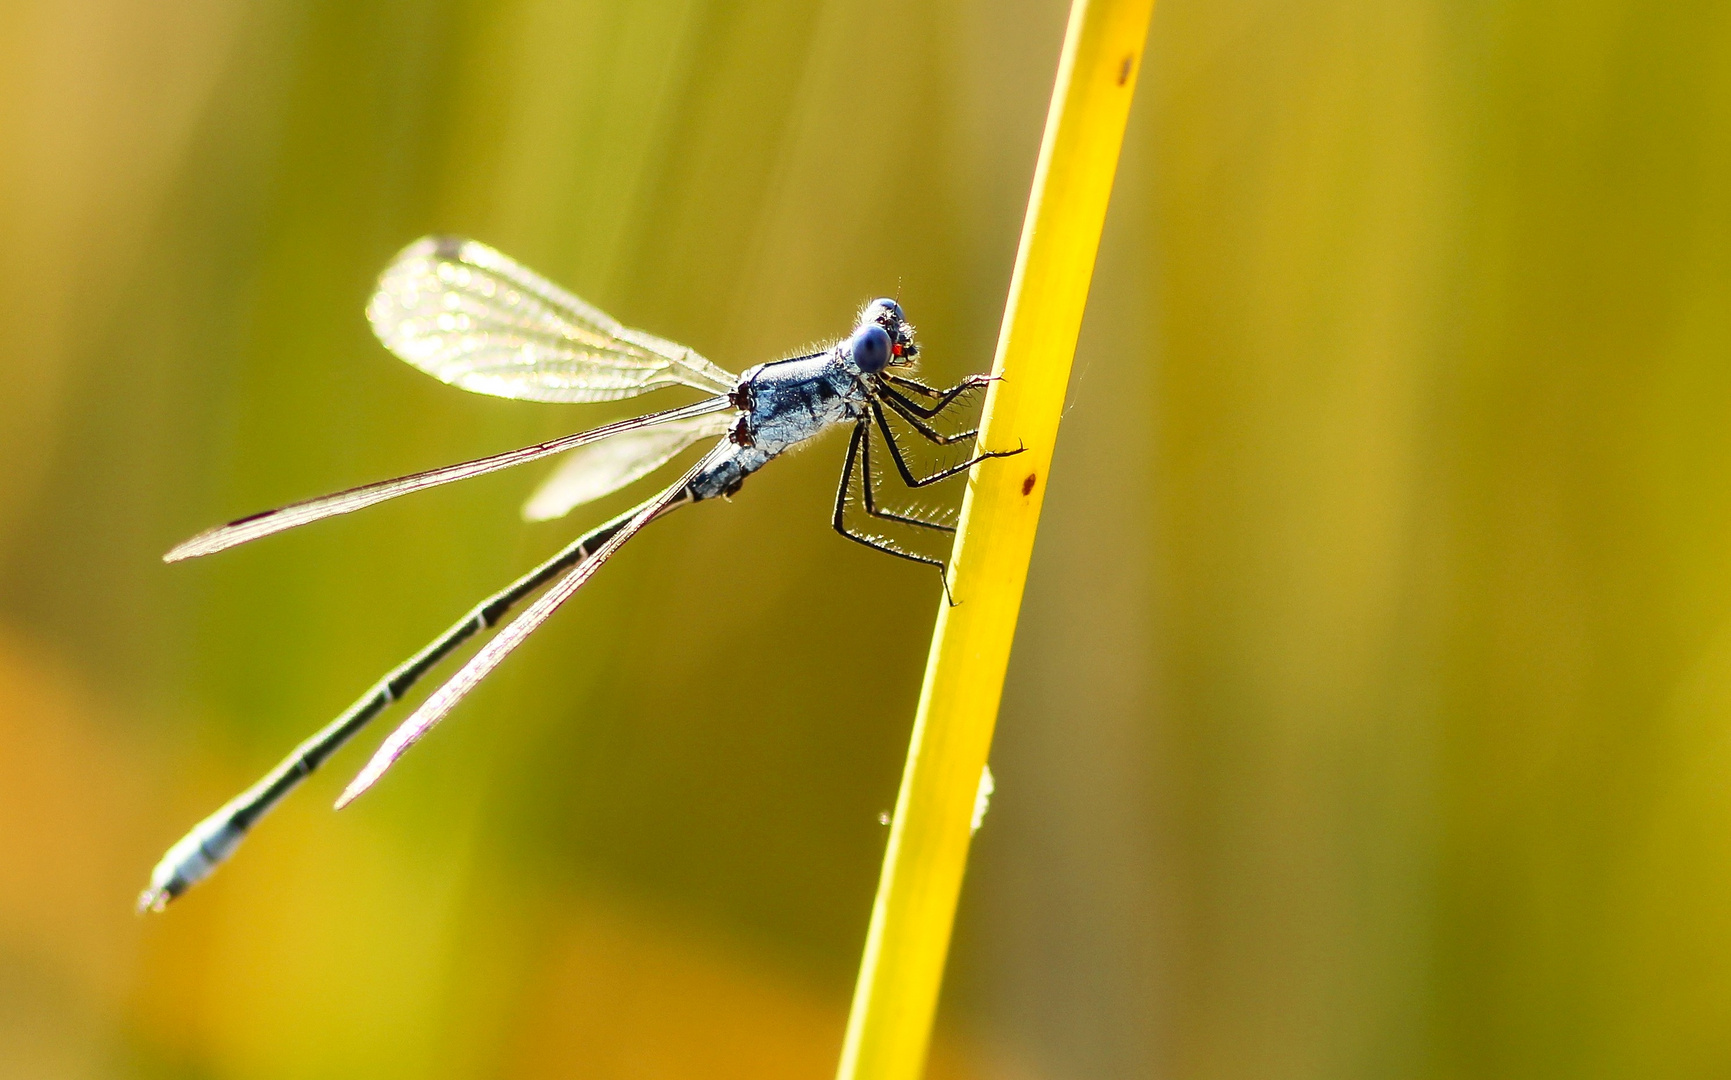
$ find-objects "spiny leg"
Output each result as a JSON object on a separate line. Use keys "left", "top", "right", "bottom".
{"left": 139, "top": 501, "right": 662, "bottom": 911}
{"left": 858, "top": 418, "right": 955, "bottom": 533}
{"left": 880, "top": 387, "right": 980, "bottom": 446}
{"left": 880, "top": 372, "right": 996, "bottom": 418}
{"left": 832, "top": 421, "right": 956, "bottom": 604}
{"left": 871, "top": 400, "right": 1024, "bottom": 490}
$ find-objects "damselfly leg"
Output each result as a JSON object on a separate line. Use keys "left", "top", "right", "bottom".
{"left": 879, "top": 388, "right": 982, "bottom": 445}
{"left": 833, "top": 422, "right": 957, "bottom": 604}
{"left": 832, "top": 382, "right": 1023, "bottom": 606}
{"left": 870, "top": 399, "right": 1023, "bottom": 488}
{"left": 878, "top": 372, "right": 996, "bottom": 418}
{"left": 857, "top": 425, "right": 957, "bottom": 535}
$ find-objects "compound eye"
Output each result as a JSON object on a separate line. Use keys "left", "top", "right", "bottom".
{"left": 864, "top": 298, "right": 904, "bottom": 328}
{"left": 850, "top": 324, "right": 892, "bottom": 374}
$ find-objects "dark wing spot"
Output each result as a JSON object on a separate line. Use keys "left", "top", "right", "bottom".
{"left": 1117, "top": 55, "right": 1134, "bottom": 86}
{"left": 1021, "top": 473, "right": 1037, "bottom": 496}
{"left": 431, "top": 235, "right": 465, "bottom": 259}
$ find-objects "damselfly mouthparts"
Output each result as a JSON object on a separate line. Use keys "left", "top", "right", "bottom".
{"left": 139, "top": 236, "right": 1017, "bottom": 912}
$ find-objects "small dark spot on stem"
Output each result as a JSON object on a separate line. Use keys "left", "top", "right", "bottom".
{"left": 1118, "top": 55, "right": 1134, "bottom": 86}
{"left": 1021, "top": 473, "right": 1037, "bottom": 496}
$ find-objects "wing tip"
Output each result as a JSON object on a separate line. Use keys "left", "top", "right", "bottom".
{"left": 520, "top": 502, "right": 564, "bottom": 523}
{"left": 333, "top": 766, "right": 382, "bottom": 810}
{"left": 335, "top": 736, "right": 411, "bottom": 809}
{"left": 163, "top": 510, "right": 272, "bottom": 562}
{"left": 162, "top": 536, "right": 211, "bottom": 563}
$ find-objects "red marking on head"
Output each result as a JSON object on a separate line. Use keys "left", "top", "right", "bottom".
{"left": 891, "top": 344, "right": 903, "bottom": 357}
{"left": 1021, "top": 473, "right": 1037, "bottom": 496}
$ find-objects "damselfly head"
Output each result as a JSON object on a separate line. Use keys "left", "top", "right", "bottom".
{"left": 859, "top": 297, "right": 918, "bottom": 363}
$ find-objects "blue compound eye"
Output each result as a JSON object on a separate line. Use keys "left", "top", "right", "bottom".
{"left": 850, "top": 324, "right": 892, "bottom": 373}
{"left": 864, "top": 298, "right": 904, "bottom": 328}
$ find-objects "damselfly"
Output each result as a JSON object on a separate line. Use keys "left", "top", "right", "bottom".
{"left": 139, "top": 236, "right": 1017, "bottom": 912}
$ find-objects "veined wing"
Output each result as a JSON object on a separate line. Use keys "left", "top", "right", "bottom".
{"left": 334, "top": 452, "right": 715, "bottom": 808}
{"left": 368, "top": 236, "right": 737, "bottom": 402}
{"left": 522, "top": 411, "right": 733, "bottom": 522}
{"left": 164, "top": 396, "right": 732, "bottom": 562}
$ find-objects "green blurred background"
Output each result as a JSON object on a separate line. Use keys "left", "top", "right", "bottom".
{"left": 5, "top": 0, "right": 1731, "bottom": 1076}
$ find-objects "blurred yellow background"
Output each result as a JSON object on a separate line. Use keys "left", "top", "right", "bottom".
{"left": 4, "top": 0, "right": 1731, "bottom": 1077}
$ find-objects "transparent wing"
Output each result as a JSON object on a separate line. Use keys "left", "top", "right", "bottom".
{"left": 334, "top": 454, "right": 715, "bottom": 809}
{"left": 367, "top": 236, "right": 738, "bottom": 402}
{"left": 163, "top": 396, "right": 732, "bottom": 562}
{"left": 522, "top": 412, "right": 733, "bottom": 522}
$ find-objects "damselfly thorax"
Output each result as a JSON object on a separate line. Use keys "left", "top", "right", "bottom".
{"left": 139, "top": 236, "right": 1017, "bottom": 912}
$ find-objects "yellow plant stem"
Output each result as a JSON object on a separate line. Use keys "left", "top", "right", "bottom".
{"left": 834, "top": 1, "right": 1155, "bottom": 1078}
